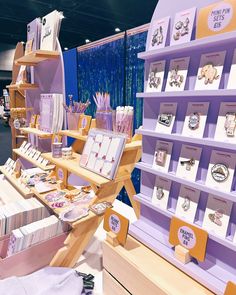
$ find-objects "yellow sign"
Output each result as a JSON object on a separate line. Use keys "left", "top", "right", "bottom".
{"left": 224, "top": 282, "right": 236, "bottom": 295}
{"left": 78, "top": 115, "right": 92, "bottom": 133}
{"left": 103, "top": 208, "right": 129, "bottom": 246}
{"left": 169, "top": 217, "right": 208, "bottom": 262}
{"left": 196, "top": 0, "right": 236, "bottom": 39}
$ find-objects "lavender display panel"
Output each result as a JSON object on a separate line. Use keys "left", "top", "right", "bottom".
{"left": 130, "top": 0, "right": 236, "bottom": 294}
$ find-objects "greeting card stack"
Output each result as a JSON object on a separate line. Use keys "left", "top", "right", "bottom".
{"left": 40, "top": 93, "right": 64, "bottom": 133}
{"left": 7, "top": 215, "right": 68, "bottom": 256}
{"left": 27, "top": 18, "right": 42, "bottom": 52}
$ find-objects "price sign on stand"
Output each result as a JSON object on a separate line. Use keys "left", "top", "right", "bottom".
{"left": 103, "top": 208, "right": 129, "bottom": 246}
{"left": 224, "top": 282, "right": 236, "bottom": 295}
{"left": 169, "top": 217, "right": 208, "bottom": 262}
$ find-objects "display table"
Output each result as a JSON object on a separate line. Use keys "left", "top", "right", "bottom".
{"left": 102, "top": 235, "right": 214, "bottom": 295}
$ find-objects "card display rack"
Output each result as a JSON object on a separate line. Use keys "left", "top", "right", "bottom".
{"left": 129, "top": 0, "right": 236, "bottom": 294}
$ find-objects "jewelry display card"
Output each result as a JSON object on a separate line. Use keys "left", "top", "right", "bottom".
{"left": 152, "top": 176, "right": 172, "bottom": 209}
{"left": 205, "top": 150, "right": 236, "bottom": 192}
{"left": 182, "top": 102, "right": 210, "bottom": 138}
{"left": 175, "top": 185, "right": 200, "bottom": 223}
{"left": 176, "top": 145, "right": 202, "bottom": 181}
{"left": 195, "top": 51, "right": 226, "bottom": 90}
{"left": 165, "top": 57, "right": 190, "bottom": 92}
{"left": 228, "top": 49, "right": 236, "bottom": 89}
{"left": 152, "top": 140, "right": 173, "bottom": 173}
{"left": 170, "top": 7, "right": 196, "bottom": 46}
{"left": 19, "top": 141, "right": 27, "bottom": 153}
{"left": 214, "top": 102, "right": 236, "bottom": 143}
{"left": 155, "top": 102, "right": 177, "bottom": 134}
{"left": 148, "top": 16, "right": 170, "bottom": 51}
{"left": 80, "top": 129, "right": 126, "bottom": 180}
{"left": 202, "top": 194, "right": 232, "bottom": 238}
{"left": 146, "top": 60, "right": 166, "bottom": 93}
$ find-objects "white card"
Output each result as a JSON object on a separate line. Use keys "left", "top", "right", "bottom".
{"left": 95, "top": 134, "right": 103, "bottom": 143}
{"left": 23, "top": 143, "right": 31, "bottom": 153}
{"left": 83, "top": 136, "right": 95, "bottom": 158}
{"left": 4, "top": 158, "right": 12, "bottom": 168}
{"left": 148, "top": 16, "right": 170, "bottom": 51}
{"left": 203, "top": 194, "right": 232, "bottom": 238}
{"left": 33, "top": 151, "right": 41, "bottom": 161}
{"left": 152, "top": 140, "right": 173, "bottom": 173}
{"left": 165, "top": 57, "right": 190, "bottom": 92}
{"left": 102, "top": 162, "right": 113, "bottom": 177}
{"left": 175, "top": 185, "right": 200, "bottom": 223}
{"left": 92, "top": 142, "right": 100, "bottom": 153}
{"left": 206, "top": 150, "right": 236, "bottom": 192}
{"left": 170, "top": 7, "right": 196, "bottom": 46}
{"left": 152, "top": 176, "right": 172, "bottom": 209}
{"left": 37, "top": 156, "right": 44, "bottom": 164}
{"left": 41, "top": 159, "right": 49, "bottom": 167}
{"left": 94, "top": 159, "right": 104, "bottom": 173}
{"left": 227, "top": 49, "right": 236, "bottom": 89}
{"left": 19, "top": 141, "right": 27, "bottom": 152}
{"left": 87, "top": 152, "right": 97, "bottom": 170}
{"left": 195, "top": 51, "right": 226, "bottom": 90}
{"left": 176, "top": 145, "right": 202, "bottom": 181}
{"left": 155, "top": 102, "right": 177, "bottom": 134}
{"left": 98, "top": 136, "right": 111, "bottom": 159}
{"left": 106, "top": 138, "right": 121, "bottom": 162}
{"left": 146, "top": 60, "right": 166, "bottom": 93}
{"left": 182, "top": 102, "right": 209, "bottom": 138}
{"left": 214, "top": 102, "right": 236, "bottom": 143}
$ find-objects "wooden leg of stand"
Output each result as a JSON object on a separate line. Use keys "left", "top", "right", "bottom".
{"left": 124, "top": 178, "right": 140, "bottom": 218}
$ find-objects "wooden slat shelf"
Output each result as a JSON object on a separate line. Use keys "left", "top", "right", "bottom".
{"left": 59, "top": 130, "right": 87, "bottom": 141}
{"left": 0, "top": 166, "right": 33, "bottom": 198}
{"left": 19, "top": 127, "right": 53, "bottom": 138}
{"left": 15, "top": 50, "right": 60, "bottom": 66}
{"left": 6, "top": 83, "right": 38, "bottom": 91}
{"left": 13, "top": 148, "right": 55, "bottom": 171}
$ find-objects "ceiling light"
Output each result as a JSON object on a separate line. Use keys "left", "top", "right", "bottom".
{"left": 85, "top": 39, "right": 91, "bottom": 44}
{"left": 115, "top": 28, "right": 121, "bottom": 32}
{"left": 64, "top": 47, "right": 68, "bottom": 51}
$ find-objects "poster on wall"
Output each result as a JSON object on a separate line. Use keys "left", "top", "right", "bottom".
{"left": 195, "top": 51, "right": 226, "bottom": 91}
{"left": 202, "top": 194, "right": 232, "bottom": 238}
{"left": 196, "top": 0, "right": 236, "bottom": 39}
{"left": 165, "top": 57, "right": 190, "bottom": 92}
{"left": 170, "top": 7, "right": 196, "bottom": 46}
{"left": 146, "top": 60, "right": 166, "bottom": 93}
{"left": 148, "top": 16, "right": 170, "bottom": 51}
{"left": 152, "top": 176, "right": 172, "bottom": 209}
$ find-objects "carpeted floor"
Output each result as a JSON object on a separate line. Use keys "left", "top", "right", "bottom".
{"left": 0, "top": 118, "right": 12, "bottom": 165}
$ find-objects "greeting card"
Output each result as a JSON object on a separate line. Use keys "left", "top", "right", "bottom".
{"left": 152, "top": 140, "right": 173, "bottom": 173}
{"left": 155, "top": 102, "right": 177, "bottom": 134}
{"left": 195, "top": 51, "right": 226, "bottom": 90}
{"left": 146, "top": 60, "right": 166, "bottom": 93}
{"left": 175, "top": 185, "right": 200, "bottom": 223}
{"left": 148, "top": 16, "right": 170, "bottom": 51}
{"left": 203, "top": 194, "right": 232, "bottom": 238}
{"left": 181, "top": 102, "right": 209, "bottom": 138}
{"left": 176, "top": 145, "right": 202, "bottom": 181}
{"left": 170, "top": 7, "right": 196, "bottom": 46}
{"left": 206, "top": 150, "right": 236, "bottom": 192}
{"left": 152, "top": 176, "right": 172, "bottom": 209}
{"left": 165, "top": 57, "right": 190, "bottom": 92}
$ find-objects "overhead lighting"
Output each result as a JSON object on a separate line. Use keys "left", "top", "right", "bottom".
{"left": 85, "top": 39, "right": 91, "bottom": 44}
{"left": 115, "top": 27, "right": 121, "bottom": 32}
{"left": 64, "top": 47, "right": 68, "bottom": 51}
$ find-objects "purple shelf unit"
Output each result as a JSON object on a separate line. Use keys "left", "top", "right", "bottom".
{"left": 129, "top": 0, "right": 236, "bottom": 294}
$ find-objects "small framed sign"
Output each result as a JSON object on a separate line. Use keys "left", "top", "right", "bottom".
{"left": 224, "top": 282, "right": 236, "bottom": 295}
{"left": 169, "top": 216, "right": 208, "bottom": 262}
{"left": 56, "top": 167, "right": 68, "bottom": 186}
{"left": 103, "top": 208, "right": 129, "bottom": 246}
{"left": 78, "top": 114, "right": 92, "bottom": 133}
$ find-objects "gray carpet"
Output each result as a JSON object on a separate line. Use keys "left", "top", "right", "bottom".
{"left": 0, "top": 118, "right": 12, "bottom": 165}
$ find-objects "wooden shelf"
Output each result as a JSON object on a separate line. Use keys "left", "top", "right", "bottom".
{"left": 15, "top": 50, "right": 60, "bottom": 66}
{"left": 138, "top": 31, "right": 236, "bottom": 61}
{"left": 59, "top": 130, "right": 87, "bottom": 141}
{"left": 0, "top": 166, "right": 33, "bottom": 198}
{"left": 6, "top": 83, "right": 38, "bottom": 91}
{"left": 19, "top": 127, "right": 53, "bottom": 138}
{"left": 13, "top": 148, "right": 55, "bottom": 171}
{"left": 136, "top": 162, "right": 236, "bottom": 204}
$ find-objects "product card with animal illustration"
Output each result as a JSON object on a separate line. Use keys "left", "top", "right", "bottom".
{"left": 206, "top": 150, "right": 236, "bottom": 192}
{"left": 195, "top": 51, "right": 226, "bottom": 90}
{"left": 214, "top": 102, "right": 236, "bottom": 143}
{"left": 170, "top": 7, "right": 196, "bottom": 46}
{"left": 148, "top": 16, "right": 170, "bottom": 51}
{"left": 182, "top": 102, "right": 209, "bottom": 138}
{"left": 165, "top": 57, "right": 190, "bottom": 92}
{"left": 176, "top": 145, "right": 202, "bottom": 181}
{"left": 156, "top": 102, "right": 177, "bottom": 134}
{"left": 152, "top": 176, "right": 172, "bottom": 209}
{"left": 175, "top": 185, "right": 200, "bottom": 224}
{"left": 227, "top": 49, "right": 236, "bottom": 89}
{"left": 146, "top": 60, "right": 166, "bottom": 93}
{"left": 152, "top": 140, "right": 173, "bottom": 173}
{"left": 202, "top": 195, "right": 232, "bottom": 238}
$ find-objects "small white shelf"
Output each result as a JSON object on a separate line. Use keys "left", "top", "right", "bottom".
{"left": 136, "top": 162, "right": 236, "bottom": 203}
